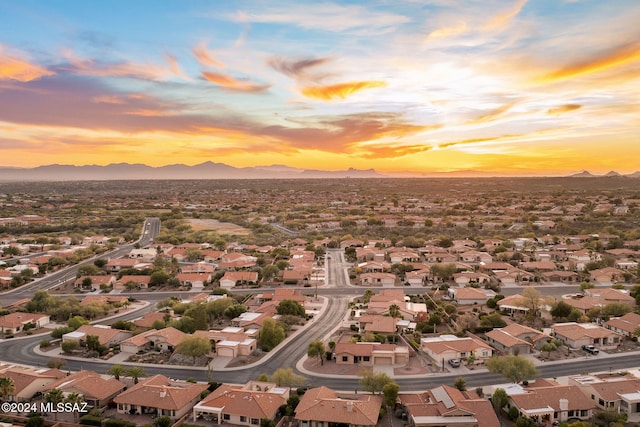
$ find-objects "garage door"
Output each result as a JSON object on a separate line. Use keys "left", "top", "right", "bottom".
{"left": 218, "top": 347, "right": 236, "bottom": 358}
{"left": 375, "top": 357, "right": 393, "bottom": 365}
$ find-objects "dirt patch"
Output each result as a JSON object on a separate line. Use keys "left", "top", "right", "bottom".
{"left": 187, "top": 218, "right": 251, "bottom": 235}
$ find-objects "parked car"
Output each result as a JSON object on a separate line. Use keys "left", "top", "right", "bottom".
{"left": 582, "top": 345, "right": 599, "bottom": 355}
{"left": 448, "top": 358, "right": 461, "bottom": 367}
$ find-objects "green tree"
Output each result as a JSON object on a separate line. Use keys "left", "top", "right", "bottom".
{"left": 61, "top": 340, "right": 80, "bottom": 353}
{"left": 276, "top": 299, "right": 305, "bottom": 317}
{"left": 359, "top": 368, "right": 392, "bottom": 394}
{"left": 25, "top": 416, "right": 44, "bottom": 427}
{"left": 261, "top": 265, "right": 280, "bottom": 282}
{"left": 453, "top": 376, "right": 466, "bottom": 391}
{"left": 601, "top": 302, "right": 631, "bottom": 318}
{"left": 125, "top": 366, "right": 148, "bottom": 384}
{"left": 480, "top": 313, "right": 507, "bottom": 329}
{"left": 514, "top": 416, "right": 537, "bottom": 427}
{"left": 153, "top": 416, "right": 173, "bottom": 427}
{"left": 382, "top": 381, "right": 400, "bottom": 408}
{"left": 184, "top": 303, "right": 208, "bottom": 330}
{"left": 257, "top": 373, "right": 269, "bottom": 382}
{"left": 580, "top": 282, "right": 595, "bottom": 292}
{"left": 259, "top": 318, "right": 286, "bottom": 351}
{"left": 107, "top": 364, "right": 125, "bottom": 380}
{"left": 150, "top": 270, "right": 171, "bottom": 286}
{"left": 47, "top": 357, "right": 66, "bottom": 369}
{"left": 388, "top": 304, "right": 401, "bottom": 318}
{"left": 363, "top": 289, "right": 375, "bottom": 304}
{"left": 271, "top": 368, "right": 306, "bottom": 388}
{"left": 540, "top": 341, "right": 557, "bottom": 358}
{"left": 175, "top": 336, "right": 212, "bottom": 365}
{"left": 307, "top": 340, "right": 326, "bottom": 366}
{"left": 550, "top": 301, "right": 573, "bottom": 318}
{"left": 485, "top": 355, "right": 539, "bottom": 384}
{"left": 0, "top": 377, "right": 15, "bottom": 401}
{"left": 67, "top": 315, "right": 89, "bottom": 330}
{"left": 491, "top": 388, "right": 509, "bottom": 412}
{"left": 260, "top": 419, "right": 276, "bottom": 427}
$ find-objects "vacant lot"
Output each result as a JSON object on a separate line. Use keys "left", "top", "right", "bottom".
{"left": 187, "top": 218, "right": 251, "bottom": 235}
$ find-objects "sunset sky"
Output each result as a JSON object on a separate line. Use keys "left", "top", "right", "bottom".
{"left": 1, "top": 1, "right": 639, "bottom": 176}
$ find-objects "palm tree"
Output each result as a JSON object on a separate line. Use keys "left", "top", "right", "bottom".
{"left": 0, "top": 377, "right": 15, "bottom": 401}
{"left": 106, "top": 364, "right": 125, "bottom": 381}
{"left": 125, "top": 366, "right": 148, "bottom": 384}
{"left": 45, "top": 388, "right": 65, "bottom": 421}
{"left": 64, "top": 392, "right": 84, "bottom": 423}
{"left": 388, "top": 304, "right": 401, "bottom": 319}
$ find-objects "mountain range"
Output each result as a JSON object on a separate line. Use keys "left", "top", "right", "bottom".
{"left": 0, "top": 163, "right": 638, "bottom": 181}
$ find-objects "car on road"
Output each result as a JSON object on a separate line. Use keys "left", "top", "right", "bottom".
{"left": 448, "top": 358, "right": 461, "bottom": 368}
{"left": 582, "top": 345, "right": 599, "bottom": 355}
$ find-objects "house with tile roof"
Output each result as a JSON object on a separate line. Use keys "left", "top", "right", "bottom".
{"left": 120, "top": 326, "right": 186, "bottom": 354}
{"left": 359, "top": 272, "right": 396, "bottom": 287}
{"left": 114, "top": 374, "right": 208, "bottom": 420}
{"left": 0, "top": 312, "right": 50, "bottom": 334}
{"left": 584, "top": 287, "right": 636, "bottom": 306}
{"left": 45, "top": 370, "right": 126, "bottom": 408}
{"left": 113, "top": 275, "right": 152, "bottom": 290}
{"left": 333, "top": 342, "right": 409, "bottom": 366}
{"left": 295, "top": 386, "right": 382, "bottom": 427}
{"left": 421, "top": 335, "right": 492, "bottom": 366}
{"left": 0, "top": 364, "right": 65, "bottom": 402}
{"left": 219, "top": 271, "right": 259, "bottom": 289}
{"left": 192, "top": 381, "right": 288, "bottom": 425}
{"left": 604, "top": 312, "right": 640, "bottom": 337}
{"left": 194, "top": 327, "right": 257, "bottom": 358}
{"left": 399, "top": 384, "right": 500, "bottom": 427}
{"left": 568, "top": 374, "right": 640, "bottom": 415}
{"left": 357, "top": 315, "right": 398, "bottom": 334}
{"left": 552, "top": 322, "right": 623, "bottom": 350}
{"left": 505, "top": 381, "right": 595, "bottom": 425}
{"left": 448, "top": 286, "right": 494, "bottom": 305}
{"left": 62, "top": 324, "right": 132, "bottom": 347}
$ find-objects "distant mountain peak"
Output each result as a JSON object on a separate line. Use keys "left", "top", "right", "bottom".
{"left": 569, "top": 170, "right": 596, "bottom": 177}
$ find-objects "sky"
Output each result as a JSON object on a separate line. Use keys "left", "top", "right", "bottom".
{"left": 0, "top": 0, "right": 639, "bottom": 176}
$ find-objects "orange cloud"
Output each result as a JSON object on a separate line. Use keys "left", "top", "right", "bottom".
{"left": 0, "top": 49, "right": 53, "bottom": 82}
{"left": 165, "top": 53, "right": 189, "bottom": 79}
{"left": 483, "top": 0, "right": 527, "bottom": 31}
{"left": 428, "top": 21, "right": 468, "bottom": 40}
{"left": 192, "top": 42, "right": 224, "bottom": 67}
{"left": 539, "top": 41, "right": 640, "bottom": 83}
{"left": 547, "top": 104, "right": 582, "bottom": 115}
{"left": 301, "top": 81, "right": 386, "bottom": 100}
{"left": 201, "top": 71, "right": 270, "bottom": 92}
{"left": 465, "top": 103, "right": 517, "bottom": 125}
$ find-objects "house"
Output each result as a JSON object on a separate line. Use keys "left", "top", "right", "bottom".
{"left": 357, "top": 261, "right": 391, "bottom": 273}
{"left": 405, "top": 269, "right": 429, "bottom": 286}
{"left": 192, "top": 381, "right": 288, "bottom": 425}
{"left": 105, "top": 258, "right": 139, "bottom": 272}
{"left": 506, "top": 382, "right": 595, "bottom": 425}
{"left": 448, "top": 286, "right": 494, "bottom": 305}
{"left": 0, "top": 365, "right": 65, "bottom": 402}
{"left": 333, "top": 342, "right": 409, "bottom": 366}
{"left": 120, "top": 327, "right": 186, "bottom": 354}
{"left": 452, "top": 272, "right": 491, "bottom": 287}
{"left": 62, "top": 324, "right": 132, "bottom": 347}
{"left": 0, "top": 312, "right": 50, "bottom": 334}
{"left": 584, "top": 287, "right": 636, "bottom": 306}
{"left": 219, "top": 271, "right": 259, "bottom": 289}
{"left": 357, "top": 315, "right": 398, "bottom": 334}
{"left": 134, "top": 311, "right": 171, "bottom": 329}
{"left": 44, "top": 370, "right": 126, "bottom": 408}
{"left": 399, "top": 385, "right": 500, "bottom": 427}
{"left": 295, "top": 386, "right": 382, "bottom": 427}
{"left": 484, "top": 323, "right": 550, "bottom": 355}
{"left": 542, "top": 270, "right": 579, "bottom": 283}
{"left": 604, "top": 312, "right": 640, "bottom": 337}
{"left": 194, "top": 327, "right": 258, "bottom": 358}
{"left": 589, "top": 267, "right": 625, "bottom": 283}
{"left": 114, "top": 374, "right": 208, "bottom": 420}
{"left": 127, "top": 248, "right": 157, "bottom": 261}
{"left": 359, "top": 272, "right": 396, "bottom": 287}
{"left": 176, "top": 272, "right": 211, "bottom": 290}
{"left": 569, "top": 374, "right": 640, "bottom": 415}
{"left": 272, "top": 288, "right": 307, "bottom": 306}
{"left": 552, "top": 322, "right": 624, "bottom": 350}
{"left": 114, "top": 275, "right": 152, "bottom": 290}
{"left": 74, "top": 275, "right": 116, "bottom": 289}
{"left": 421, "top": 335, "right": 492, "bottom": 366}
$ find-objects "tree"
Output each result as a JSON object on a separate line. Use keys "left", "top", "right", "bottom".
{"left": 261, "top": 265, "right": 280, "bottom": 282}
{"left": 491, "top": 388, "right": 508, "bottom": 412}
{"left": 61, "top": 340, "right": 79, "bottom": 353}
{"left": 47, "top": 357, "right": 66, "bottom": 369}
{"left": 184, "top": 303, "right": 208, "bottom": 330}
{"left": 520, "top": 287, "right": 542, "bottom": 317}
{"left": 514, "top": 416, "right": 538, "bottom": 427}
{"left": 431, "top": 263, "right": 456, "bottom": 281}
{"left": 0, "top": 377, "right": 15, "bottom": 401}
{"left": 276, "top": 299, "right": 305, "bottom": 317}
{"left": 550, "top": 301, "right": 573, "bottom": 319}
{"left": 45, "top": 388, "right": 65, "bottom": 420}
{"left": 67, "top": 315, "right": 89, "bottom": 330}
{"left": 601, "top": 302, "right": 631, "bottom": 319}
{"left": 485, "top": 355, "right": 539, "bottom": 384}
{"left": 453, "top": 376, "right": 466, "bottom": 391}
{"left": 150, "top": 270, "right": 171, "bottom": 286}
{"left": 259, "top": 318, "right": 286, "bottom": 351}
{"left": 363, "top": 289, "right": 375, "bottom": 304}
{"left": 388, "top": 304, "right": 401, "bottom": 318}
{"left": 271, "top": 368, "right": 306, "bottom": 388}
{"left": 307, "top": 340, "right": 325, "bottom": 366}
{"left": 479, "top": 313, "right": 507, "bottom": 329}
{"left": 65, "top": 392, "right": 84, "bottom": 423}
{"left": 382, "top": 381, "right": 400, "bottom": 408}
{"left": 25, "top": 416, "right": 44, "bottom": 427}
{"left": 107, "top": 364, "right": 125, "bottom": 381}
{"left": 540, "top": 341, "right": 557, "bottom": 358}
{"left": 359, "top": 368, "right": 392, "bottom": 394}
{"left": 257, "top": 373, "right": 269, "bottom": 382}
{"left": 125, "top": 366, "right": 148, "bottom": 384}
{"left": 580, "top": 281, "right": 595, "bottom": 292}
{"left": 175, "top": 336, "right": 212, "bottom": 365}
{"left": 260, "top": 419, "right": 276, "bottom": 427}
{"left": 153, "top": 416, "right": 173, "bottom": 427}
